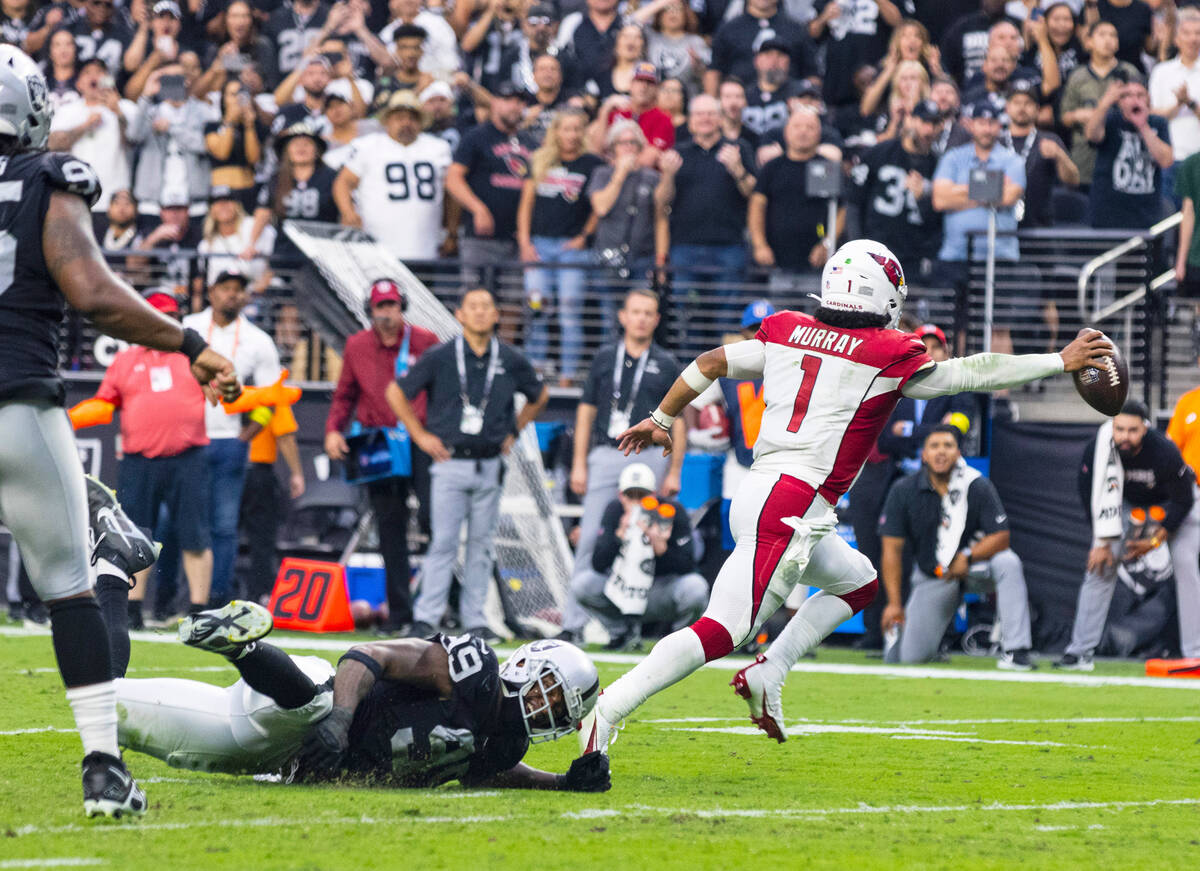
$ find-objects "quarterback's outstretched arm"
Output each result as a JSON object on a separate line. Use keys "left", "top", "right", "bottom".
{"left": 901, "top": 331, "right": 1114, "bottom": 399}
{"left": 616, "top": 340, "right": 765, "bottom": 456}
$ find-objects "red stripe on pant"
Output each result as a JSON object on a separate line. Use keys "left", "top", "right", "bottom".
{"left": 749, "top": 475, "right": 817, "bottom": 626}
{"left": 837, "top": 577, "right": 878, "bottom": 614}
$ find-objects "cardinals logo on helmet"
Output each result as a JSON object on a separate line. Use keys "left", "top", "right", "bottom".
{"left": 870, "top": 252, "right": 904, "bottom": 291}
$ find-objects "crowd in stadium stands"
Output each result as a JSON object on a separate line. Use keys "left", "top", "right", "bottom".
{"left": 9, "top": 0, "right": 1200, "bottom": 646}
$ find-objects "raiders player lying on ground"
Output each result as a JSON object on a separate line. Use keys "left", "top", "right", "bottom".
{"left": 114, "top": 601, "right": 609, "bottom": 791}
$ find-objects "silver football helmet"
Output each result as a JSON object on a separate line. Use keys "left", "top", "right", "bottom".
{"left": 0, "top": 45, "right": 51, "bottom": 149}
{"left": 813, "top": 238, "right": 908, "bottom": 329}
{"left": 499, "top": 640, "right": 600, "bottom": 743}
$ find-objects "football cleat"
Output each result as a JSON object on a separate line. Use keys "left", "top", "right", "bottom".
{"left": 178, "top": 600, "right": 273, "bottom": 656}
{"left": 86, "top": 475, "right": 160, "bottom": 577}
{"left": 577, "top": 699, "right": 618, "bottom": 755}
{"left": 731, "top": 654, "right": 787, "bottom": 743}
{"left": 1053, "top": 652, "right": 1095, "bottom": 672}
{"left": 82, "top": 751, "right": 146, "bottom": 819}
{"left": 996, "top": 649, "right": 1036, "bottom": 672}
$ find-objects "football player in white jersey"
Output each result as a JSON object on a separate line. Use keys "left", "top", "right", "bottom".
{"left": 334, "top": 90, "right": 452, "bottom": 261}
{"left": 578, "top": 238, "right": 1115, "bottom": 754}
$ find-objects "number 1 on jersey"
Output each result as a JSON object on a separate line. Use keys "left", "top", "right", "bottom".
{"left": 786, "top": 355, "right": 823, "bottom": 433}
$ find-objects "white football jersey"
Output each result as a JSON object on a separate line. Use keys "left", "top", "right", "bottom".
{"left": 343, "top": 131, "right": 452, "bottom": 261}
{"left": 750, "top": 311, "right": 933, "bottom": 502}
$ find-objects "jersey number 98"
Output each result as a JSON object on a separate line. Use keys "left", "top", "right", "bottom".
{"left": 385, "top": 161, "right": 437, "bottom": 201}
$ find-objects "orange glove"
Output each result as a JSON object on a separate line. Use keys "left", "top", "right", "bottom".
{"left": 69, "top": 398, "right": 115, "bottom": 429}
{"left": 221, "top": 369, "right": 302, "bottom": 415}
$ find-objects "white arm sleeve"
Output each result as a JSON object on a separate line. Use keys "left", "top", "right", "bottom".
{"left": 723, "top": 340, "right": 766, "bottom": 380}
{"left": 901, "top": 353, "right": 1065, "bottom": 399}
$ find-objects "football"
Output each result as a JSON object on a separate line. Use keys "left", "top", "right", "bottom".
{"left": 1072, "top": 329, "right": 1129, "bottom": 416}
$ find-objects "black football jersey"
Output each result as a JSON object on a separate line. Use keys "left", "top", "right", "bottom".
{"left": 258, "top": 163, "right": 340, "bottom": 223}
{"left": 0, "top": 150, "right": 101, "bottom": 405}
{"left": 849, "top": 139, "right": 941, "bottom": 262}
{"left": 341, "top": 634, "right": 530, "bottom": 787}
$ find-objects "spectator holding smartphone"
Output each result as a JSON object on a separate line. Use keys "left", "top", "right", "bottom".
{"left": 203, "top": 78, "right": 265, "bottom": 211}
{"left": 48, "top": 57, "right": 139, "bottom": 217}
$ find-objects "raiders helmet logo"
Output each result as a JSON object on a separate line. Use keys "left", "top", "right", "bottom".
{"left": 26, "top": 75, "right": 46, "bottom": 116}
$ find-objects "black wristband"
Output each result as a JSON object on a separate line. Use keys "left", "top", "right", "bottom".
{"left": 338, "top": 648, "right": 384, "bottom": 682}
{"left": 179, "top": 327, "right": 208, "bottom": 364}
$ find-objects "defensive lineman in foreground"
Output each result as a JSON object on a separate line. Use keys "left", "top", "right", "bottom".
{"left": 0, "top": 46, "right": 240, "bottom": 816}
{"left": 579, "top": 238, "right": 1114, "bottom": 752}
{"left": 114, "top": 602, "right": 610, "bottom": 792}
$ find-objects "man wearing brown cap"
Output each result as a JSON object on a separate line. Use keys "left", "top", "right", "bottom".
{"left": 335, "top": 90, "right": 452, "bottom": 261}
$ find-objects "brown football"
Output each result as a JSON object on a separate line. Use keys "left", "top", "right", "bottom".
{"left": 1071, "top": 329, "right": 1129, "bottom": 416}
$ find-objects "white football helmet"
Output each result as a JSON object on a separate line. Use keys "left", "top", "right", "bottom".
{"left": 813, "top": 238, "right": 908, "bottom": 329}
{"left": 499, "top": 639, "right": 600, "bottom": 743}
{"left": 0, "top": 45, "right": 51, "bottom": 149}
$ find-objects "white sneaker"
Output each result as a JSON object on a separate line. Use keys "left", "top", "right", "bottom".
{"left": 178, "top": 600, "right": 273, "bottom": 656}
{"left": 577, "top": 700, "right": 618, "bottom": 755}
{"left": 731, "top": 654, "right": 787, "bottom": 743}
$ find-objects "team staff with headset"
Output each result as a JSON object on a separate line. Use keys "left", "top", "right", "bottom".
{"left": 558, "top": 288, "right": 686, "bottom": 643}
{"left": 387, "top": 288, "right": 548, "bottom": 640}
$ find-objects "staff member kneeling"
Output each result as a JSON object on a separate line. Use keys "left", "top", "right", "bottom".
{"left": 880, "top": 424, "right": 1035, "bottom": 670}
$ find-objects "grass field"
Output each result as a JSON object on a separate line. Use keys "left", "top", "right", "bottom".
{"left": 3, "top": 625, "right": 1200, "bottom": 871}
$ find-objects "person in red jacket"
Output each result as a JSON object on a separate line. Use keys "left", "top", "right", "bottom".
{"left": 324, "top": 280, "right": 439, "bottom": 634}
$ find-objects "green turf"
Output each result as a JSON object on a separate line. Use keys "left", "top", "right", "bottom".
{"left": 3, "top": 630, "right": 1200, "bottom": 871}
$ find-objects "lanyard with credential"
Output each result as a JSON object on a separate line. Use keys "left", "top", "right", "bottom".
{"left": 611, "top": 346, "right": 649, "bottom": 417}
{"left": 393, "top": 324, "right": 413, "bottom": 379}
{"left": 206, "top": 316, "right": 241, "bottom": 363}
{"left": 455, "top": 335, "right": 499, "bottom": 414}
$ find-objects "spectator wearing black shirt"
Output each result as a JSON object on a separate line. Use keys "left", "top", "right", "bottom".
{"left": 461, "top": 0, "right": 525, "bottom": 93}
{"left": 23, "top": 0, "right": 81, "bottom": 58}
{"left": 517, "top": 108, "right": 604, "bottom": 385}
{"left": 269, "top": 54, "right": 337, "bottom": 139}
{"left": 389, "top": 288, "right": 549, "bottom": 639}
{"left": 577, "top": 463, "right": 709, "bottom": 650}
{"left": 1058, "top": 400, "right": 1196, "bottom": 670}
{"left": 203, "top": 78, "right": 265, "bottom": 212}
{"left": 718, "top": 76, "right": 760, "bottom": 147}
{"left": 1086, "top": 75, "right": 1173, "bottom": 228}
{"left": 446, "top": 81, "right": 533, "bottom": 287}
{"left": 135, "top": 188, "right": 204, "bottom": 303}
{"left": 1019, "top": 2, "right": 1081, "bottom": 113}
{"left": 245, "top": 120, "right": 340, "bottom": 263}
{"left": 656, "top": 94, "right": 756, "bottom": 326}
{"left": 43, "top": 26, "right": 80, "bottom": 108}
{"left": 741, "top": 38, "right": 795, "bottom": 138}
{"left": 939, "top": 0, "right": 1019, "bottom": 84}
{"left": 850, "top": 99, "right": 942, "bottom": 269}
{"left": 1004, "top": 78, "right": 1079, "bottom": 229}
{"left": 555, "top": 0, "right": 622, "bottom": 93}
{"left": 809, "top": 0, "right": 901, "bottom": 108}
{"left": 520, "top": 53, "right": 567, "bottom": 146}
{"left": 70, "top": 0, "right": 133, "bottom": 76}
{"left": 264, "top": 0, "right": 329, "bottom": 79}
{"left": 707, "top": 0, "right": 819, "bottom": 95}
{"left": 749, "top": 107, "right": 841, "bottom": 294}
{"left": 1085, "top": 0, "right": 1155, "bottom": 71}
{"left": 194, "top": 1, "right": 279, "bottom": 93}
{"left": 373, "top": 24, "right": 434, "bottom": 104}
{"left": 962, "top": 42, "right": 1034, "bottom": 118}
{"left": 123, "top": 1, "right": 184, "bottom": 99}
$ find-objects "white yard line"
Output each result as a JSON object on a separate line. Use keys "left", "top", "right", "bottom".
{"left": 10, "top": 815, "right": 510, "bottom": 837}
{"left": 4, "top": 625, "right": 1199, "bottom": 689}
{"left": 0, "top": 726, "right": 76, "bottom": 736}
{"left": 644, "top": 715, "right": 1200, "bottom": 725}
{"left": 662, "top": 723, "right": 1092, "bottom": 747}
{"left": 0, "top": 860, "right": 107, "bottom": 868}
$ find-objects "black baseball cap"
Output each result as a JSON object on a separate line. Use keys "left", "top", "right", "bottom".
{"left": 756, "top": 38, "right": 791, "bottom": 56}
{"left": 492, "top": 80, "right": 531, "bottom": 102}
{"left": 911, "top": 99, "right": 942, "bottom": 122}
{"left": 969, "top": 99, "right": 1001, "bottom": 121}
{"left": 1005, "top": 78, "right": 1043, "bottom": 104}
{"left": 788, "top": 79, "right": 821, "bottom": 100}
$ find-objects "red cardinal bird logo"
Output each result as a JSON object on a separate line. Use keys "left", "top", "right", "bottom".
{"left": 870, "top": 252, "right": 904, "bottom": 290}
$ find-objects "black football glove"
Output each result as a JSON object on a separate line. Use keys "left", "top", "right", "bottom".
{"left": 558, "top": 751, "right": 611, "bottom": 792}
{"left": 296, "top": 706, "right": 354, "bottom": 778}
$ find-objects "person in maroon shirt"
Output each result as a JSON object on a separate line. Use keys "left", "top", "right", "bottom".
{"left": 324, "top": 279, "right": 439, "bottom": 634}
{"left": 591, "top": 61, "right": 676, "bottom": 168}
